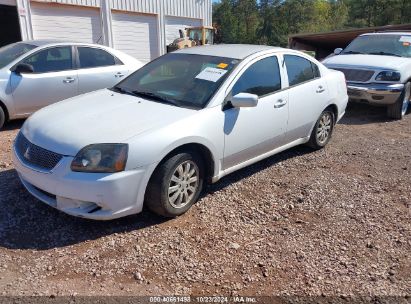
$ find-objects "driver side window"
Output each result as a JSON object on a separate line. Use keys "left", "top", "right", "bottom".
{"left": 232, "top": 56, "right": 281, "bottom": 97}
{"left": 21, "top": 47, "right": 73, "bottom": 73}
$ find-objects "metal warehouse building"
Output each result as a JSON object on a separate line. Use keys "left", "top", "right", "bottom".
{"left": 0, "top": 0, "right": 212, "bottom": 62}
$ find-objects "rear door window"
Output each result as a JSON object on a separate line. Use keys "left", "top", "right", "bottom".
{"left": 78, "top": 47, "right": 117, "bottom": 69}
{"left": 284, "top": 55, "right": 318, "bottom": 86}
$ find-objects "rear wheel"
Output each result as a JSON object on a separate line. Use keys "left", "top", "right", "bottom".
{"left": 145, "top": 152, "right": 204, "bottom": 217}
{"left": 0, "top": 107, "right": 5, "bottom": 130}
{"left": 307, "top": 109, "right": 335, "bottom": 149}
{"left": 387, "top": 82, "right": 410, "bottom": 120}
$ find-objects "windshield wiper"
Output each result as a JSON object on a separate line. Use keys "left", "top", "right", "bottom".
{"left": 368, "top": 51, "right": 402, "bottom": 57}
{"left": 132, "top": 91, "right": 181, "bottom": 107}
{"left": 111, "top": 86, "right": 138, "bottom": 96}
{"left": 341, "top": 51, "right": 364, "bottom": 55}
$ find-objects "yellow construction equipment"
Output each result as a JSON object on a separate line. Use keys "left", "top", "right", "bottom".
{"left": 167, "top": 26, "right": 215, "bottom": 52}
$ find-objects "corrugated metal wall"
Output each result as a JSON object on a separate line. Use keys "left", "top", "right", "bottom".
{"left": 32, "top": 0, "right": 100, "bottom": 7}
{"left": 110, "top": 0, "right": 158, "bottom": 14}
{"left": 31, "top": 0, "right": 212, "bottom": 25}
{"left": 111, "top": 0, "right": 212, "bottom": 25}
{"left": 23, "top": 0, "right": 212, "bottom": 59}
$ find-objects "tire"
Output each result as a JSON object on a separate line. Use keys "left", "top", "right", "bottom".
{"left": 387, "top": 82, "right": 410, "bottom": 120}
{"left": 145, "top": 151, "right": 204, "bottom": 217}
{"left": 307, "top": 109, "right": 335, "bottom": 149}
{"left": 0, "top": 107, "right": 5, "bottom": 130}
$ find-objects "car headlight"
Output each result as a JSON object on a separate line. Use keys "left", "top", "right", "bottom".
{"left": 71, "top": 144, "right": 128, "bottom": 173}
{"left": 375, "top": 71, "right": 401, "bottom": 82}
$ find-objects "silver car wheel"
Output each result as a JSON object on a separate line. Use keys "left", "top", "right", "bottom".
{"left": 168, "top": 160, "right": 199, "bottom": 209}
{"left": 316, "top": 112, "right": 332, "bottom": 145}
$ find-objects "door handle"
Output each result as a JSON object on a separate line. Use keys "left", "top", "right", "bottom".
{"left": 274, "top": 99, "right": 287, "bottom": 108}
{"left": 115, "top": 72, "right": 125, "bottom": 78}
{"left": 316, "top": 86, "right": 325, "bottom": 93}
{"left": 63, "top": 77, "right": 75, "bottom": 84}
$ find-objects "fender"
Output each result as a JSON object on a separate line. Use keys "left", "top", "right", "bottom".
{"left": 0, "top": 72, "right": 15, "bottom": 120}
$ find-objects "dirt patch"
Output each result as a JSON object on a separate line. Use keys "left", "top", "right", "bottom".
{"left": 0, "top": 103, "right": 410, "bottom": 297}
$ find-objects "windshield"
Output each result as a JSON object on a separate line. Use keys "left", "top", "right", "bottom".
{"left": 342, "top": 34, "right": 411, "bottom": 57}
{"left": 188, "top": 29, "right": 203, "bottom": 44}
{"left": 114, "top": 53, "right": 239, "bottom": 109}
{"left": 0, "top": 42, "right": 37, "bottom": 69}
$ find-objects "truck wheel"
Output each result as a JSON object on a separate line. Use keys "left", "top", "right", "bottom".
{"left": 0, "top": 107, "right": 5, "bottom": 130}
{"left": 387, "top": 82, "right": 410, "bottom": 120}
{"left": 145, "top": 151, "right": 204, "bottom": 217}
{"left": 307, "top": 109, "right": 335, "bottom": 150}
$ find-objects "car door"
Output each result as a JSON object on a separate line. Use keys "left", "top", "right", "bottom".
{"left": 10, "top": 46, "right": 78, "bottom": 115}
{"left": 283, "top": 54, "right": 329, "bottom": 141}
{"left": 223, "top": 55, "right": 289, "bottom": 170}
{"left": 76, "top": 46, "right": 130, "bottom": 94}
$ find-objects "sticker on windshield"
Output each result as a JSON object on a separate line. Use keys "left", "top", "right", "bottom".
{"left": 217, "top": 63, "right": 228, "bottom": 69}
{"left": 195, "top": 67, "right": 228, "bottom": 82}
{"left": 403, "top": 42, "right": 410, "bottom": 47}
{"left": 399, "top": 36, "right": 411, "bottom": 43}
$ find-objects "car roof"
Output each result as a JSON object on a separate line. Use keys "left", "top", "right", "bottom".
{"left": 20, "top": 40, "right": 106, "bottom": 48}
{"left": 176, "top": 44, "right": 286, "bottom": 59}
{"left": 361, "top": 32, "right": 411, "bottom": 37}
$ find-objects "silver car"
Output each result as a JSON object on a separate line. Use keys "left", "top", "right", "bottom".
{"left": 0, "top": 40, "right": 143, "bottom": 129}
{"left": 13, "top": 45, "right": 348, "bottom": 220}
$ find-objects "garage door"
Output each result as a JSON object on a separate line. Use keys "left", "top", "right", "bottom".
{"left": 165, "top": 16, "right": 202, "bottom": 45}
{"left": 112, "top": 11, "right": 159, "bottom": 63}
{"left": 31, "top": 3, "right": 102, "bottom": 44}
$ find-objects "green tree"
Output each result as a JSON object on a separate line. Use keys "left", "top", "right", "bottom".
{"left": 212, "top": 0, "right": 411, "bottom": 47}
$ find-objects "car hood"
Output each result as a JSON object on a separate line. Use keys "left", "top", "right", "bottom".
{"left": 323, "top": 54, "right": 410, "bottom": 70}
{"left": 21, "top": 89, "right": 197, "bottom": 156}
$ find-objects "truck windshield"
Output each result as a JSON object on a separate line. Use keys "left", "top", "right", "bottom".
{"left": 342, "top": 34, "right": 411, "bottom": 58}
{"left": 0, "top": 42, "right": 37, "bottom": 69}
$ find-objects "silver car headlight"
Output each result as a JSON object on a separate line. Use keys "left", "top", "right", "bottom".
{"left": 71, "top": 144, "right": 128, "bottom": 173}
{"left": 375, "top": 71, "right": 401, "bottom": 82}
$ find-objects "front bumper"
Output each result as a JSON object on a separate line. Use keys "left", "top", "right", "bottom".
{"left": 347, "top": 82, "right": 404, "bottom": 105}
{"left": 12, "top": 146, "right": 151, "bottom": 220}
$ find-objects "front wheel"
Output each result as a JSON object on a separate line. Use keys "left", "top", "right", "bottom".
{"left": 145, "top": 152, "right": 204, "bottom": 217}
{"left": 307, "top": 109, "right": 335, "bottom": 149}
{"left": 0, "top": 107, "right": 5, "bottom": 130}
{"left": 387, "top": 82, "right": 410, "bottom": 120}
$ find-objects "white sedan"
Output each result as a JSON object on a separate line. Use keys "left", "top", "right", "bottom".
{"left": 13, "top": 45, "right": 348, "bottom": 220}
{"left": 0, "top": 40, "right": 143, "bottom": 129}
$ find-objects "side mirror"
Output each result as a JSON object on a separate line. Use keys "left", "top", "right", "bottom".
{"left": 230, "top": 93, "right": 258, "bottom": 108}
{"left": 13, "top": 63, "right": 34, "bottom": 75}
{"left": 334, "top": 48, "right": 343, "bottom": 55}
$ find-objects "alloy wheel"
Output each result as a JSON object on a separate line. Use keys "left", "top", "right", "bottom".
{"left": 168, "top": 160, "right": 199, "bottom": 209}
{"left": 316, "top": 112, "right": 332, "bottom": 145}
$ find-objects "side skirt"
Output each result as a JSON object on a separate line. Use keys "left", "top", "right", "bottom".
{"left": 212, "top": 137, "right": 309, "bottom": 183}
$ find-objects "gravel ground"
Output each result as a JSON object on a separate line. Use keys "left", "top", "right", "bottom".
{"left": 0, "top": 103, "right": 410, "bottom": 298}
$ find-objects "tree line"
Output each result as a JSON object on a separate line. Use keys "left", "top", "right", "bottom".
{"left": 212, "top": 0, "right": 411, "bottom": 47}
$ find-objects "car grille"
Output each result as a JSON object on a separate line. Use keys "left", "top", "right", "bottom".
{"left": 332, "top": 68, "right": 375, "bottom": 82}
{"left": 15, "top": 133, "right": 63, "bottom": 171}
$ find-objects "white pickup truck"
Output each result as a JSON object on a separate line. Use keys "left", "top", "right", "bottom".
{"left": 323, "top": 32, "right": 411, "bottom": 119}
